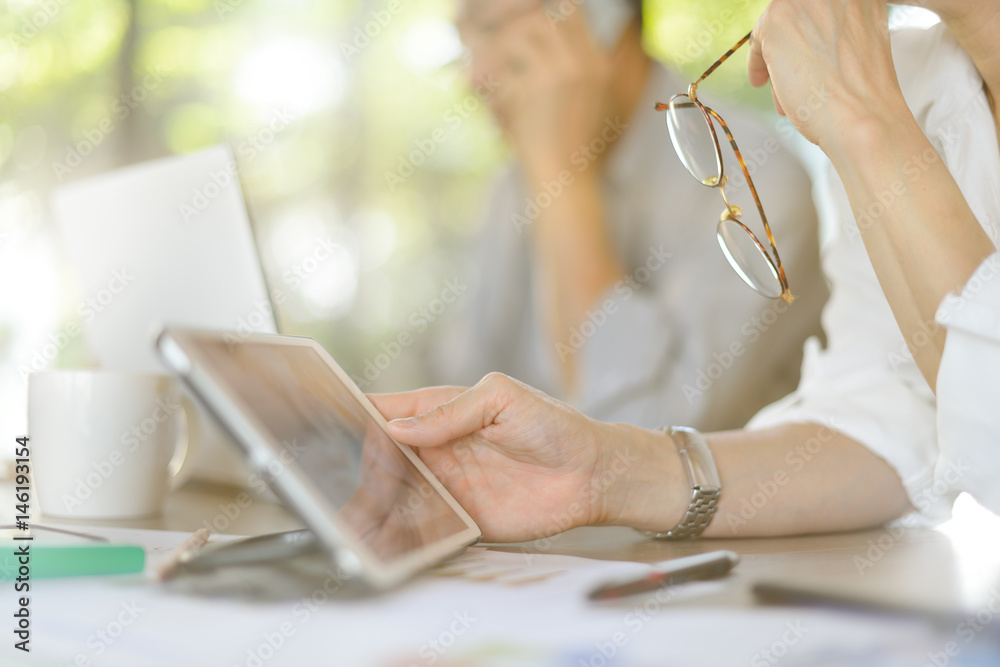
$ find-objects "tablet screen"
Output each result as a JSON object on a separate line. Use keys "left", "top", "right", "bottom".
{"left": 190, "top": 338, "right": 469, "bottom": 564}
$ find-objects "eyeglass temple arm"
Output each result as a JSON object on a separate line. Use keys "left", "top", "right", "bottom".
{"left": 653, "top": 32, "right": 752, "bottom": 106}
{"left": 655, "top": 99, "right": 697, "bottom": 111}
{"left": 705, "top": 106, "right": 793, "bottom": 302}
{"left": 694, "top": 31, "right": 753, "bottom": 90}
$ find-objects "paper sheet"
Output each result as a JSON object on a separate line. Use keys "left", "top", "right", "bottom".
{"left": 20, "top": 527, "right": 999, "bottom": 667}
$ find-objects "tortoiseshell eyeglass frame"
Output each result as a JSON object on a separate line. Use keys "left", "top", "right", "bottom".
{"left": 656, "top": 31, "right": 793, "bottom": 303}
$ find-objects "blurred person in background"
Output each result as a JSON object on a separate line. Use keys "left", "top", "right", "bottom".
{"left": 371, "top": 0, "right": 1000, "bottom": 541}
{"left": 427, "top": 0, "right": 828, "bottom": 433}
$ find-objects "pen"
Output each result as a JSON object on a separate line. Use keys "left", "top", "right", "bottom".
{"left": 173, "top": 529, "right": 320, "bottom": 572}
{"left": 587, "top": 550, "right": 739, "bottom": 601}
{"left": 157, "top": 528, "right": 211, "bottom": 581}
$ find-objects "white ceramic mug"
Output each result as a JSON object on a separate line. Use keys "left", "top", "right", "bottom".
{"left": 28, "top": 371, "right": 197, "bottom": 519}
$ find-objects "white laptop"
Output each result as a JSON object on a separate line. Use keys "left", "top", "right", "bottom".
{"left": 52, "top": 145, "right": 280, "bottom": 488}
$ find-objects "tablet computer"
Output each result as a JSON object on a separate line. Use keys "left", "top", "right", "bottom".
{"left": 155, "top": 326, "right": 482, "bottom": 590}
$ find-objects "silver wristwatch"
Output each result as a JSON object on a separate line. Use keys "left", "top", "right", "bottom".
{"left": 637, "top": 426, "right": 721, "bottom": 540}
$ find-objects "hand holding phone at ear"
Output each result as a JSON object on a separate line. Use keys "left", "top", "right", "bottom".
{"left": 492, "top": 6, "right": 616, "bottom": 181}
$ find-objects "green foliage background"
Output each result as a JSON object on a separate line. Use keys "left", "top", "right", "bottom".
{"left": 0, "top": 0, "right": 776, "bottom": 387}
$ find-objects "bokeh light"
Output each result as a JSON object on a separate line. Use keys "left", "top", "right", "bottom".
{"left": 235, "top": 37, "right": 348, "bottom": 115}
{"left": 0, "top": 0, "right": 811, "bottom": 445}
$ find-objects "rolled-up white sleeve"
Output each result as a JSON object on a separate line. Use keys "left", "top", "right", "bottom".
{"left": 747, "top": 165, "right": 950, "bottom": 523}
{"left": 934, "top": 252, "right": 1000, "bottom": 515}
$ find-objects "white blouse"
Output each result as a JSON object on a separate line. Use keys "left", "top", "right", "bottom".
{"left": 936, "top": 253, "right": 1000, "bottom": 515}
{"left": 748, "top": 22, "right": 1000, "bottom": 520}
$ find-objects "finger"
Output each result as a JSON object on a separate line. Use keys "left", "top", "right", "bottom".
{"left": 771, "top": 86, "right": 785, "bottom": 117}
{"left": 557, "top": 4, "right": 593, "bottom": 53}
{"left": 747, "top": 22, "right": 771, "bottom": 89}
{"left": 497, "top": 9, "right": 555, "bottom": 73}
{"left": 386, "top": 373, "right": 516, "bottom": 447}
{"left": 368, "top": 386, "right": 466, "bottom": 421}
{"left": 514, "top": 8, "right": 558, "bottom": 52}
{"left": 547, "top": 5, "right": 587, "bottom": 79}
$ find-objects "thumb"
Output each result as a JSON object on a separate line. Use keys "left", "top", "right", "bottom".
{"left": 387, "top": 373, "right": 513, "bottom": 447}
{"left": 747, "top": 24, "right": 771, "bottom": 89}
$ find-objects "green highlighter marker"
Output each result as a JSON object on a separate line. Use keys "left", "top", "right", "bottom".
{"left": 0, "top": 526, "right": 145, "bottom": 579}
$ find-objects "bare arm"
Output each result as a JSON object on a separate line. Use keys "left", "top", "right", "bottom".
{"left": 479, "top": 9, "right": 648, "bottom": 393}
{"left": 374, "top": 375, "right": 911, "bottom": 542}
{"left": 528, "top": 169, "right": 623, "bottom": 392}
{"left": 825, "top": 116, "right": 994, "bottom": 390}
{"left": 601, "top": 421, "right": 911, "bottom": 538}
{"left": 747, "top": 0, "right": 996, "bottom": 390}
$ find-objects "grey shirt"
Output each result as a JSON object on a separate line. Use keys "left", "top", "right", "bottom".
{"left": 429, "top": 64, "right": 828, "bottom": 432}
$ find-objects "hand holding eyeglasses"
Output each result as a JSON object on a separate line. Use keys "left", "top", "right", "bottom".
{"left": 655, "top": 2, "right": 917, "bottom": 302}
{"left": 746, "top": 1, "right": 904, "bottom": 157}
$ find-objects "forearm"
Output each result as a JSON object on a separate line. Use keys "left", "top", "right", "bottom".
{"left": 597, "top": 421, "right": 912, "bottom": 537}
{"left": 527, "top": 166, "right": 623, "bottom": 392}
{"left": 825, "top": 112, "right": 995, "bottom": 390}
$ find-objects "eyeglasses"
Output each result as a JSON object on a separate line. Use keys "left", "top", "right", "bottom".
{"left": 656, "top": 32, "right": 792, "bottom": 302}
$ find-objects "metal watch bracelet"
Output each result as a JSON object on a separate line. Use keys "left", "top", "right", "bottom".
{"left": 637, "top": 426, "right": 721, "bottom": 540}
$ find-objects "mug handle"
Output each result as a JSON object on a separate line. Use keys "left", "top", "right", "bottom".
{"left": 167, "top": 394, "right": 200, "bottom": 490}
